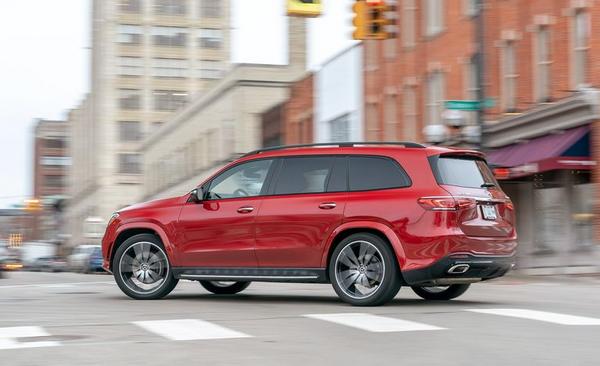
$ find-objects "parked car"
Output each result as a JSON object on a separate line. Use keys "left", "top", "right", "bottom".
{"left": 85, "top": 246, "right": 104, "bottom": 273}
{"left": 68, "top": 245, "right": 101, "bottom": 272}
{"left": 30, "top": 255, "right": 67, "bottom": 272}
{"left": 102, "top": 142, "right": 517, "bottom": 306}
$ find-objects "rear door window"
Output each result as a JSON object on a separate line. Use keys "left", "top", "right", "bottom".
{"left": 430, "top": 155, "right": 497, "bottom": 188}
{"left": 273, "top": 156, "right": 342, "bottom": 195}
{"left": 348, "top": 156, "right": 411, "bottom": 191}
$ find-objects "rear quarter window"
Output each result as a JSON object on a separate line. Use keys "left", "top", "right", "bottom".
{"left": 429, "top": 155, "right": 497, "bottom": 188}
{"left": 348, "top": 156, "right": 411, "bottom": 191}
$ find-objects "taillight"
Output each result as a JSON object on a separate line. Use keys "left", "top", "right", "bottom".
{"left": 418, "top": 196, "right": 476, "bottom": 211}
{"left": 505, "top": 200, "right": 515, "bottom": 210}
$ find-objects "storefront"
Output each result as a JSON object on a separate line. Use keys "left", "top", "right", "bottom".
{"left": 485, "top": 91, "right": 600, "bottom": 273}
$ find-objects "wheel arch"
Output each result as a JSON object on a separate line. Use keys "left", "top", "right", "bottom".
{"left": 322, "top": 221, "right": 407, "bottom": 279}
{"left": 109, "top": 223, "right": 173, "bottom": 271}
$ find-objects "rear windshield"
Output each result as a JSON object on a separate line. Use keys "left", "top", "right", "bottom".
{"left": 430, "top": 155, "right": 497, "bottom": 188}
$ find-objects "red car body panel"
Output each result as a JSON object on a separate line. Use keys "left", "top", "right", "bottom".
{"left": 102, "top": 145, "right": 517, "bottom": 282}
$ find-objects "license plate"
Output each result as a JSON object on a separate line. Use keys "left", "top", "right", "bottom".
{"left": 481, "top": 205, "right": 497, "bottom": 220}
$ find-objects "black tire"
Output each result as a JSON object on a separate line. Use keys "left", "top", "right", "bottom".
{"left": 329, "top": 232, "right": 402, "bottom": 306}
{"left": 200, "top": 281, "right": 251, "bottom": 295}
{"left": 112, "top": 233, "right": 178, "bottom": 300}
{"left": 411, "top": 284, "right": 470, "bottom": 300}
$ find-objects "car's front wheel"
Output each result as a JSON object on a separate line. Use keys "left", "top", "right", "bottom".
{"left": 329, "top": 233, "right": 402, "bottom": 306}
{"left": 200, "top": 281, "right": 251, "bottom": 295}
{"left": 112, "top": 234, "right": 178, "bottom": 300}
{"left": 411, "top": 284, "right": 470, "bottom": 300}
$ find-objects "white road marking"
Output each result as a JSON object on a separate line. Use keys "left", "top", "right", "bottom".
{"left": 132, "top": 319, "right": 251, "bottom": 341}
{"left": 303, "top": 313, "right": 445, "bottom": 332}
{"left": 0, "top": 326, "right": 60, "bottom": 350}
{"left": 0, "top": 281, "right": 113, "bottom": 290}
{"left": 466, "top": 309, "right": 600, "bottom": 325}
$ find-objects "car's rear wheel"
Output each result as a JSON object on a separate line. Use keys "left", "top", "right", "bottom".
{"left": 411, "top": 284, "right": 470, "bottom": 300}
{"left": 200, "top": 281, "right": 251, "bottom": 295}
{"left": 329, "top": 233, "right": 401, "bottom": 306}
{"left": 112, "top": 233, "right": 178, "bottom": 300}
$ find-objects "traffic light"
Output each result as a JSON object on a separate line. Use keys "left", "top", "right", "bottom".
{"left": 24, "top": 198, "right": 42, "bottom": 212}
{"left": 352, "top": 0, "right": 396, "bottom": 40}
{"left": 287, "top": 0, "right": 322, "bottom": 17}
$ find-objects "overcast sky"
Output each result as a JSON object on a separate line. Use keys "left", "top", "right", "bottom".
{"left": 0, "top": 0, "right": 357, "bottom": 208}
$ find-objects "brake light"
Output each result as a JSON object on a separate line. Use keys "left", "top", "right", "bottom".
{"left": 418, "top": 196, "right": 476, "bottom": 211}
{"left": 505, "top": 200, "right": 515, "bottom": 210}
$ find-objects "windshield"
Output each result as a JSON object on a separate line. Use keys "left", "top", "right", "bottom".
{"left": 430, "top": 155, "right": 498, "bottom": 189}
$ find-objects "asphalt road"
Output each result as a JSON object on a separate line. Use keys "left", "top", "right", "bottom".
{"left": 1, "top": 271, "right": 600, "bottom": 366}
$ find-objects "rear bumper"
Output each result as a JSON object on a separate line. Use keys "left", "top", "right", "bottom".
{"left": 402, "top": 253, "right": 516, "bottom": 286}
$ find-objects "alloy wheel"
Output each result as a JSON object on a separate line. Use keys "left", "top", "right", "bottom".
{"left": 118, "top": 241, "right": 169, "bottom": 295}
{"left": 334, "top": 240, "right": 385, "bottom": 300}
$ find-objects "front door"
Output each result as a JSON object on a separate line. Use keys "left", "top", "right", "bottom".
{"left": 177, "top": 159, "right": 275, "bottom": 267}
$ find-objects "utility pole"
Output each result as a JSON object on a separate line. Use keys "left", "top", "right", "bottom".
{"left": 475, "top": 0, "right": 486, "bottom": 150}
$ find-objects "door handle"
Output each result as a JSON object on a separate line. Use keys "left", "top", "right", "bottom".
{"left": 237, "top": 206, "right": 254, "bottom": 214}
{"left": 319, "top": 202, "right": 337, "bottom": 210}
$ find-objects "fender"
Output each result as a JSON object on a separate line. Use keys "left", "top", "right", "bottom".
{"left": 321, "top": 221, "right": 407, "bottom": 269}
{"left": 113, "top": 221, "right": 176, "bottom": 263}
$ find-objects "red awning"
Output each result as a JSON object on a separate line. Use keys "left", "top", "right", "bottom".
{"left": 486, "top": 125, "right": 590, "bottom": 167}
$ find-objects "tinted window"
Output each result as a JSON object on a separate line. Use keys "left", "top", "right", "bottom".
{"left": 348, "top": 156, "right": 411, "bottom": 191}
{"left": 327, "top": 157, "right": 347, "bottom": 192}
{"left": 431, "top": 156, "right": 497, "bottom": 188}
{"left": 208, "top": 159, "right": 273, "bottom": 199}
{"left": 274, "top": 157, "right": 337, "bottom": 195}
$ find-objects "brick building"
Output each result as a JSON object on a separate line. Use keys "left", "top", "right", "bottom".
{"left": 284, "top": 73, "right": 314, "bottom": 145}
{"left": 32, "top": 119, "right": 70, "bottom": 241}
{"left": 364, "top": 0, "right": 600, "bottom": 272}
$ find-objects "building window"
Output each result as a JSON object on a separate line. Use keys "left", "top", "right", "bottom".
{"left": 403, "top": 86, "right": 417, "bottom": 140}
{"left": 117, "top": 56, "right": 143, "bottom": 76}
{"left": 44, "top": 175, "right": 64, "bottom": 188}
{"left": 44, "top": 138, "right": 66, "bottom": 149}
{"left": 196, "top": 60, "right": 223, "bottom": 79}
{"left": 426, "top": 71, "right": 445, "bottom": 125}
{"left": 573, "top": 10, "right": 589, "bottom": 88}
{"left": 152, "top": 58, "right": 188, "bottom": 78}
{"left": 501, "top": 41, "right": 517, "bottom": 112}
{"left": 425, "top": 0, "right": 444, "bottom": 37}
{"left": 384, "top": 94, "right": 397, "bottom": 140}
{"left": 464, "top": 0, "right": 477, "bottom": 17}
{"left": 119, "top": 89, "right": 141, "bottom": 110}
{"left": 118, "top": 153, "right": 142, "bottom": 174}
{"left": 329, "top": 114, "right": 350, "bottom": 142}
{"left": 535, "top": 26, "right": 551, "bottom": 102}
{"left": 465, "top": 56, "right": 478, "bottom": 124}
{"left": 40, "top": 156, "right": 71, "bottom": 166}
{"left": 117, "top": 24, "right": 142, "bottom": 45}
{"left": 402, "top": 0, "right": 416, "bottom": 47}
{"left": 198, "top": 28, "right": 223, "bottom": 49}
{"left": 153, "top": 90, "right": 188, "bottom": 111}
{"left": 152, "top": 26, "right": 187, "bottom": 47}
{"left": 200, "top": 0, "right": 222, "bottom": 18}
{"left": 119, "top": 0, "right": 141, "bottom": 13}
{"left": 118, "top": 121, "right": 142, "bottom": 141}
{"left": 153, "top": 0, "right": 186, "bottom": 16}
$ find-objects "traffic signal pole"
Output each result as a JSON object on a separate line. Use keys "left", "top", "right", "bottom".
{"left": 475, "top": 0, "right": 486, "bottom": 150}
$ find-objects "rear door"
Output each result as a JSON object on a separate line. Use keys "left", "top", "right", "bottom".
{"left": 254, "top": 156, "right": 347, "bottom": 268}
{"left": 428, "top": 154, "right": 515, "bottom": 238}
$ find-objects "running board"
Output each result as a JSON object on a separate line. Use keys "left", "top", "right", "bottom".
{"left": 173, "top": 267, "right": 328, "bottom": 283}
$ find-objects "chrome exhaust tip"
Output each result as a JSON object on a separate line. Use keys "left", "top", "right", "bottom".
{"left": 447, "top": 264, "right": 470, "bottom": 274}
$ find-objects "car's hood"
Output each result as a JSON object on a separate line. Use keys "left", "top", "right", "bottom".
{"left": 119, "top": 195, "right": 186, "bottom": 214}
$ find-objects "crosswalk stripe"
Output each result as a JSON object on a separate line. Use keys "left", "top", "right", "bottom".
{"left": 0, "top": 326, "right": 60, "bottom": 350}
{"left": 132, "top": 319, "right": 251, "bottom": 341}
{"left": 303, "top": 313, "right": 445, "bottom": 332}
{"left": 466, "top": 309, "right": 600, "bottom": 325}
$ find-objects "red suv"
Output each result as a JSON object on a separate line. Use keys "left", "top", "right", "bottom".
{"left": 102, "top": 142, "right": 517, "bottom": 306}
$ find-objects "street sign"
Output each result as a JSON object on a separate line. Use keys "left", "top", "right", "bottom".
{"left": 287, "top": 0, "right": 322, "bottom": 17}
{"left": 445, "top": 99, "right": 495, "bottom": 111}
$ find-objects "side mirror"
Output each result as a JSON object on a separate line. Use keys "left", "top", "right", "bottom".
{"left": 189, "top": 188, "right": 204, "bottom": 203}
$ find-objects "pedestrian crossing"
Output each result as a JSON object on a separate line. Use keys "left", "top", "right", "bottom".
{"left": 1, "top": 308, "right": 599, "bottom": 351}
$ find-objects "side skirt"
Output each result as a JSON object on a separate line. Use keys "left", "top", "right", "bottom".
{"left": 172, "top": 267, "right": 329, "bottom": 283}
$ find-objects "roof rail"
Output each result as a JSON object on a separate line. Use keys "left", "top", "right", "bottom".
{"left": 243, "top": 141, "right": 426, "bottom": 157}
